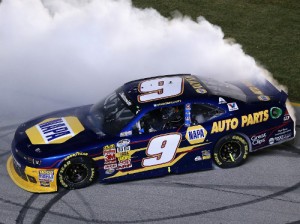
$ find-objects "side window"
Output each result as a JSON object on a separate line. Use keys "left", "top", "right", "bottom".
{"left": 191, "top": 104, "right": 224, "bottom": 125}
{"left": 133, "top": 105, "right": 184, "bottom": 134}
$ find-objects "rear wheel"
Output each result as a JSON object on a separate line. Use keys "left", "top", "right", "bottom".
{"left": 58, "top": 156, "right": 96, "bottom": 189}
{"left": 213, "top": 134, "right": 249, "bottom": 168}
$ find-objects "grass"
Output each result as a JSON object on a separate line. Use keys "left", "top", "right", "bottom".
{"left": 132, "top": 0, "right": 300, "bottom": 102}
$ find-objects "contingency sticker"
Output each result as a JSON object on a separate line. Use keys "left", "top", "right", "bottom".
{"left": 26, "top": 117, "right": 84, "bottom": 144}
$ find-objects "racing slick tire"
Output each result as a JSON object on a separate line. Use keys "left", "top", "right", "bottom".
{"left": 58, "top": 156, "right": 96, "bottom": 190}
{"left": 213, "top": 134, "right": 249, "bottom": 168}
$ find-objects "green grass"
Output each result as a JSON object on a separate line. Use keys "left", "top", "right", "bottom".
{"left": 132, "top": 0, "right": 300, "bottom": 102}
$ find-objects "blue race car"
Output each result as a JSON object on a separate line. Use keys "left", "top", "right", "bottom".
{"left": 7, "top": 74, "right": 295, "bottom": 193}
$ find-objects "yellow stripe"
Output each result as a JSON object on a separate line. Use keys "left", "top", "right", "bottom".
{"left": 93, "top": 142, "right": 211, "bottom": 161}
{"left": 291, "top": 102, "right": 300, "bottom": 107}
{"left": 104, "top": 142, "right": 212, "bottom": 180}
{"left": 104, "top": 153, "right": 188, "bottom": 180}
{"left": 177, "top": 142, "right": 211, "bottom": 153}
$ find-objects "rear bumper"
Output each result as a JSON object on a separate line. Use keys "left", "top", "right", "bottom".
{"left": 7, "top": 155, "right": 58, "bottom": 193}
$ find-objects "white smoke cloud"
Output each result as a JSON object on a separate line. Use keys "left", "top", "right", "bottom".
{"left": 0, "top": 0, "right": 288, "bottom": 121}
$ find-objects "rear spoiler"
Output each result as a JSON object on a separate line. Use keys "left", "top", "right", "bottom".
{"left": 232, "top": 78, "right": 288, "bottom": 105}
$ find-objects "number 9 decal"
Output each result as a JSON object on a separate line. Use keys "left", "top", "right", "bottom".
{"left": 142, "top": 133, "right": 182, "bottom": 167}
{"left": 138, "top": 77, "right": 184, "bottom": 103}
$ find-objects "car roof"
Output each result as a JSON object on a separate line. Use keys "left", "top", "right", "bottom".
{"left": 117, "top": 74, "right": 211, "bottom": 110}
{"left": 117, "top": 74, "right": 283, "bottom": 110}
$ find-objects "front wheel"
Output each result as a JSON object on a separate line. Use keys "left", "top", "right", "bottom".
{"left": 213, "top": 134, "right": 249, "bottom": 168}
{"left": 58, "top": 156, "right": 96, "bottom": 190}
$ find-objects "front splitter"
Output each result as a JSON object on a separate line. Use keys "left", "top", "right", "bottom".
{"left": 6, "top": 156, "right": 58, "bottom": 193}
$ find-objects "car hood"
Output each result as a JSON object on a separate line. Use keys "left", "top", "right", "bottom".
{"left": 13, "top": 105, "right": 101, "bottom": 158}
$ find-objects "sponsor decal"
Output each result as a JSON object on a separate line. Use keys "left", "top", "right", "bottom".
{"left": 211, "top": 110, "right": 269, "bottom": 134}
{"left": 116, "top": 149, "right": 132, "bottom": 170}
{"left": 284, "top": 115, "right": 290, "bottom": 121}
{"left": 103, "top": 144, "right": 117, "bottom": 166}
{"left": 194, "top": 156, "right": 202, "bottom": 161}
{"left": 119, "top": 92, "right": 132, "bottom": 106}
{"left": 249, "top": 86, "right": 263, "bottom": 95}
{"left": 40, "top": 181, "right": 50, "bottom": 187}
{"left": 274, "top": 134, "right": 292, "bottom": 142}
{"left": 273, "top": 128, "right": 292, "bottom": 143}
{"left": 202, "top": 150, "right": 211, "bottom": 160}
{"left": 270, "top": 107, "right": 282, "bottom": 119}
{"left": 198, "top": 89, "right": 207, "bottom": 94}
{"left": 258, "top": 95, "right": 270, "bottom": 101}
{"left": 26, "top": 116, "right": 84, "bottom": 144}
{"left": 251, "top": 133, "right": 266, "bottom": 145}
{"left": 186, "top": 125, "right": 207, "bottom": 144}
{"left": 269, "top": 128, "right": 293, "bottom": 144}
{"left": 243, "top": 82, "right": 270, "bottom": 101}
{"left": 185, "top": 103, "right": 191, "bottom": 127}
{"left": 211, "top": 118, "right": 239, "bottom": 134}
{"left": 104, "top": 149, "right": 117, "bottom": 164}
{"left": 153, "top": 100, "right": 181, "bottom": 107}
{"left": 64, "top": 152, "right": 88, "bottom": 161}
{"left": 117, "top": 158, "right": 132, "bottom": 170}
{"left": 38, "top": 170, "right": 54, "bottom": 182}
{"left": 241, "top": 110, "right": 269, "bottom": 127}
{"left": 38, "top": 118, "right": 72, "bottom": 143}
{"left": 120, "top": 130, "right": 132, "bottom": 137}
{"left": 113, "top": 139, "right": 132, "bottom": 170}
{"left": 283, "top": 111, "right": 290, "bottom": 121}
{"left": 34, "top": 160, "right": 42, "bottom": 165}
{"left": 105, "top": 169, "right": 115, "bottom": 175}
{"left": 117, "top": 152, "right": 131, "bottom": 162}
{"left": 104, "top": 163, "right": 117, "bottom": 170}
{"left": 227, "top": 102, "right": 239, "bottom": 111}
{"left": 275, "top": 128, "right": 291, "bottom": 136}
{"left": 116, "top": 139, "right": 130, "bottom": 152}
{"left": 185, "top": 76, "right": 207, "bottom": 94}
{"left": 219, "top": 97, "right": 227, "bottom": 104}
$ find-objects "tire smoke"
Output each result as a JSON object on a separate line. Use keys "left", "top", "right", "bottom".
{"left": 0, "top": 0, "right": 292, "bottom": 121}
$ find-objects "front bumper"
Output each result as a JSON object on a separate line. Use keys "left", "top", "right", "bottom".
{"left": 7, "top": 155, "right": 58, "bottom": 193}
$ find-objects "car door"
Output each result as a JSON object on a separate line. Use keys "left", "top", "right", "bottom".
{"left": 101, "top": 104, "right": 188, "bottom": 182}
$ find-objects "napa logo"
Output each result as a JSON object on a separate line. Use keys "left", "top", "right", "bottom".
{"left": 26, "top": 117, "right": 84, "bottom": 144}
{"left": 186, "top": 125, "right": 207, "bottom": 144}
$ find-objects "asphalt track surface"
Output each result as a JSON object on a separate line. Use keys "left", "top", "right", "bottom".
{"left": 0, "top": 107, "right": 299, "bottom": 224}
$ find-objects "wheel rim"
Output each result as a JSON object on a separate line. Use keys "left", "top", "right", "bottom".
{"left": 65, "top": 163, "right": 88, "bottom": 184}
{"left": 219, "top": 141, "right": 242, "bottom": 163}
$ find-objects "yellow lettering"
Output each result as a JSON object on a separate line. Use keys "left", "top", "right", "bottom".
{"left": 247, "top": 114, "right": 253, "bottom": 126}
{"left": 263, "top": 109, "right": 269, "bottom": 121}
{"left": 258, "top": 111, "right": 264, "bottom": 122}
{"left": 249, "top": 86, "right": 263, "bottom": 95}
{"left": 212, "top": 110, "right": 269, "bottom": 134}
{"left": 231, "top": 118, "right": 239, "bottom": 129}
{"left": 211, "top": 122, "right": 219, "bottom": 134}
{"left": 253, "top": 113, "right": 259, "bottom": 124}
{"left": 225, "top": 119, "right": 231, "bottom": 131}
{"left": 241, "top": 115, "right": 248, "bottom": 127}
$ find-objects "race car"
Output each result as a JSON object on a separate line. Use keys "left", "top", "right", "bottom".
{"left": 7, "top": 74, "right": 295, "bottom": 193}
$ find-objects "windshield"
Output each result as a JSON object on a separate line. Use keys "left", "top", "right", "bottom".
{"left": 90, "top": 92, "right": 135, "bottom": 136}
